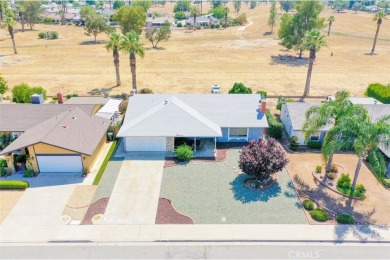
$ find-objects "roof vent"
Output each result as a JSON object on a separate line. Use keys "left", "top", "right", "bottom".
{"left": 164, "top": 100, "right": 168, "bottom": 105}
{"left": 61, "top": 125, "right": 69, "bottom": 129}
{"left": 72, "top": 116, "right": 77, "bottom": 120}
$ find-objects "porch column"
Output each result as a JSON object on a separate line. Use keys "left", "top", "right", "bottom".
{"left": 5, "top": 155, "right": 15, "bottom": 173}
{"left": 194, "top": 137, "right": 196, "bottom": 153}
{"left": 214, "top": 137, "right": 217, "bottom": 151}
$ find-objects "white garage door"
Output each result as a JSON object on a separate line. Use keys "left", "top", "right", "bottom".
{"left": 125, "top": 137, "right": 166, "bottom": 152}
{"left": 36, "top": 155, "right": 83, "bottom": 173}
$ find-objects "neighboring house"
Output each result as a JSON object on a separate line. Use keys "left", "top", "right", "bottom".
{"left": 280, "top": 101, "right": 390, "bottom": 158}
{"left": 0, "top": 107, "right": 111, "bottom": 173}
{"left": 95, "top": 99, "right": 122, "bottom": 122}
{"left": 146, "top": 16, "right": 175, "bottom": 27}
{"left": 349, "top": 97, "right": 382, "bottom": 105}
{"left": 117, "top": 94, "right": 268, "bottom": 154}
{"left": 186, "top": 14, "right": 220, "bottom": 27}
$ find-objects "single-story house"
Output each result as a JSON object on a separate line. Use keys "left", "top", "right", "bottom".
{"left": 0, "top": 107, "right": 111, "bottom": 173}
{"left": 186, "top": 14, "right": 220, "bottom": 27}
{"left": 146, "top": 16, "right": 175, "bottom": 27}
{"left": 117, "top": 94, "right": 268, "bottom": 154}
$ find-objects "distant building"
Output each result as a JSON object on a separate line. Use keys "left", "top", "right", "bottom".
{"left": 186, "top": 14, "right": 220, "bottom": 27}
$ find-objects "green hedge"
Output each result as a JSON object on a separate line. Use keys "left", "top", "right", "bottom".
{"left": 310, "top": 208, "right": 329, "bottom": 222}
{"left": 366, "top": 150, "right": 386, "bottom": 182}
{"left": 307, "top": 141, "right": 322, "bottom": 149}
{"left": 303, "top": 199, "right": 315, "bottom": 210}
{"left": 336, "top": 214, "right": 354, "bottom": 224}
{"left": 265, "top": 109, "right": 283, "bottom": 139}
{"left": 365, "top": 83, "right": 390, "bottom": 104}
{"left": 0, "top": 180, "right": 29, "bottom": 189}
{"left": 92, "top": 139, "right": 118, "bottom": 185}
{"left": 383, "top": 179, "right": 390, "bottom": 188}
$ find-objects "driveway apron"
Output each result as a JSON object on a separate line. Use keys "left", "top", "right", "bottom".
{"left": 102, "top": 153, "right": 165, "bottom": 224}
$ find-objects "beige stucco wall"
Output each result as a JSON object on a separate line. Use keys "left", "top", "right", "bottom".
{"left": 33, "top": 143, "right": 78, "bottom": 154}
{"left": 27, "top": 146, "right": 39, "bottom": 173}
{"left": 82, "top": 135, "right": 107, "bottom": 172}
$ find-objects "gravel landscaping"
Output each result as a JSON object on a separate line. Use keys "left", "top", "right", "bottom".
{"left": 62, "top": 185, "right": 97, "bottom": 221}
{"left": 160, "top": 149, "right": 307, "bottom": 224}
{"left": 0, "top": 190, "right": 24, "bottom": 224}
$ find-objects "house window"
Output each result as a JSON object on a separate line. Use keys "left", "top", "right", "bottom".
{"left": 229, "top": 128, "right": 248, "bottom": 140}
{"left": 310, "top": 134, "right": 320, "bottom": 141}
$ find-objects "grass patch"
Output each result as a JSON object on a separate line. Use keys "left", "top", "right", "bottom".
{"left": 0, "top": 180, "right": 29, "bottom": 189}
{"left": 92, "top": 140, "right": 118, "bottom": 185}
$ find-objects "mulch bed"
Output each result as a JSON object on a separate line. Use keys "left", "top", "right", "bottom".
{"left": 155, "top": 198, "right": 193, "bottom": 224}
{"left": 81, "top": 198, "right": 109, "bottom": 225}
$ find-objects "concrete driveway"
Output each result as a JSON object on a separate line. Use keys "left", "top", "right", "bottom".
{"left": 102, "top": 152, "right": 165, "bottom": 224}
{"left": 2, "top": 172, "right": 83, "bottom": 226}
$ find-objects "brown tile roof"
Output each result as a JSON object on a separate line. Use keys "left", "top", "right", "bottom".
{"left": 0, "top": 107, "right": 111, "bottom": 155}
{"left": 0, "top": 104, "right": 96, "bottom": 132}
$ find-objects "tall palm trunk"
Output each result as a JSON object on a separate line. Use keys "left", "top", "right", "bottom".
{"left": 298, "top": 48, "right": 303, "bottom": 59}
{"left": 8, "top": 26, "right": 17, "bottom": 54}
{"left": 113, "top": 49, "right": 121, "bottom": 86}
{"left": 193, "top": 14, "right": 196, "bottom": 31}
{"left": 19, "top": 12, "right": 24, "bottom": 32}
{"left": 371, "top": 19, "right": 382, "bottom": 54}
{"left": 303, "top": 50, "right": 315, "bottom": 97}
{"left": 130, "top": 52, "right": 137, "bottom": 91}
{"left": 327, "top": 21, "right": 332, "bottom": 36}
{"left": 200, "top": 1, "right": 202, "bottom": 13}
{"left": 224, "top": 13, "right": 227, "bottom": 28}
{"left": 351, "top": 156, "right": 363, "bottom": 191}
{"left": 326, "top": 153, "right": 334, "bottom": 172}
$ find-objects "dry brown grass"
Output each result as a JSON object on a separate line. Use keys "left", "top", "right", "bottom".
{"left": 0, "top": 3, "right": 389, "bottom": 97}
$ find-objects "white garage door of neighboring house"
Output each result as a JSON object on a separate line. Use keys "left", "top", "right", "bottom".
{"left": 36, "top": 155, "right": 83, "bottom": 173}
{"left": 125, "top": 137, "right": 166, "bottom": 152}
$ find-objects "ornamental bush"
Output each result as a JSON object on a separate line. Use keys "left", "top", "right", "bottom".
{"left": 51, "top": 31, "right": 59, "bottom": 39}
{"left": 265, "top": 110, "right": 283, "bottom": 139}
{"left": 315, "top": 165, "right": 322, "bottom": 173}
{"left": 310, "top": 208, "right": 329, "bottom": 222}
{"left": 38, "top": 32, "right": 46, "bottom": 39}
{"left": 326, "top": 172, "right": 336, "bottom": 180}
{"left": 337, "top": 173, "right": 352, "bottom": 190}
{"left": 365, "top": 83, "right": 390, "bottom": 104}
{"left": 239, "top": 138, "right": 288, "bottom": 180}
{"left": 303, "top": 199, "right": 315, "bottom": 210}
{"left": 257, "top": 90, "right": 267, "bottom": 99}
{"left": 330, "top": 164, "right": 338, "bottom": 173}
{"left": 139, "top": 88, "right": 153, "bottom": 94}
{"left": 289, "top": 136, "right": 299, "bottom": 150}
{"left": 23, "top": 169, "right": 36, "bottom": 178}
{"left": 307, "top": 141, "right": 322, "bottom": 149}
{"left": 336, "top": 214, "right": 354, "bottom": 224}
{"left": 353, "top": 184, "right": 366, "bottom": 199}
{"left": 174, "top": 144, "right": 193, "bottom": 161}
{"left": 0, "top": 180, "right": 29, "bottom": 189}
{"left": 174, "top": 11, "right": 186, "bottom": 20}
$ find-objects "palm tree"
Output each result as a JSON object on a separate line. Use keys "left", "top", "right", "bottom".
{"left": 2, "top": 9, "right": 17, "bottom": 54}
{"left": 105, "top": 32, "right": 122, "bottom": 87}
{"left": 303, "top": 91, "right": 368, "bottom": 172}
{"left": 302, "top": 29, "right": 327, "bottom": 97}
{"left": 327, "top": 16, "right": 335, "bottom": 36}
{"left": 120, "top": 31, "right": 145, "bottom": 92}
{"left": 371, "top": 11, "right": 386, "bottom": 55}
{"left": 325, "top": 114, "right": 390, "bottom": 191}
{"left": 190, "top": 6, "right": 200, "bottom": 31}
{"left": 223, "top": 6, "right": 229, "bottom": 28}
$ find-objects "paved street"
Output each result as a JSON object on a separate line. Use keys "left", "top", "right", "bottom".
{"left": 1, "top": 243, "right": 389, "bottom": 259}
{"left": 102, "top": 153, "right": 165, "bottom": 224}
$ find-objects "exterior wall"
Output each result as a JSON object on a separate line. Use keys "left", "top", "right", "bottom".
{"left": 33, "top": 143, "right": 78, "bottom": 154}
{"left": 27, "top": 146, "right": 39, "bottom": 173}
{"left": 83, "top": 135, "right": 107, "bottom": 172}
{"left": 218, "top": 128, "right": 229, "bottom": 142}
{"left": 280, "top": 104, "right": 293, "bottom": 137}
{"left": 166, "top": 137, "right": 175, "bottom": 152}
{"left": 248, "top": 128, "right": 263, "bottom": 141}
{"left": 290, "top": 130, "right": 327, "bottom": 145}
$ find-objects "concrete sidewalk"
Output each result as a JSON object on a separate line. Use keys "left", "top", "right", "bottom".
{"left": 1, "top": 224, "right": 389, "bottom": 243}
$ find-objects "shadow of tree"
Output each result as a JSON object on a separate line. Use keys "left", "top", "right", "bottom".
{"left": 270, "top": 54, "right": 308, "bottom": 67}
{"left": 87, "top": 86, "right": 117, "bottom": 96}
{"left": 79, "top": 40, "right": 106, "bottom": 45}
{"left": 230, "top": 173, "right": 281, "bottom": 204}
{"left": 291, "top": 175, "right": 389, "bottom": 241}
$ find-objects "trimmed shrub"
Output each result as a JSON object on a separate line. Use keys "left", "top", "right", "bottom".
{"left": 195, "top": 25, "right": 201, "bottom": 30}
{"left": 336, "top": 214, "right": 354, "bottom": 224}
{"left": 139, "top": 88, "right": 153, "bottom": 94}
{"left": 256, "top": 90, "right": 267, "bottom": 99}
{"left": 215, "top": 24, "right": 220, "bottom": 29}
{"left": 265, "top": 109, "right": 283, "bottom": 139}
{"left": 315, "top": 165, "right": 322, "bottom": 173}
{"left": 0, "top": 180, "right": 29, "bottom": 189}
{"left": 66, "top": 93, "right": 79, "bottom": 99}
{"left": 330, "top": 164, "right": 338, "bottom": 173}
{"left": 228, "top": 82, "right": 252, "bottom": 94}
{"left": 210, "top": 24, "right": 215, "bottom": 29}
{"left": 307, "top": 141, "right": 322, "bottom": 150}
{"left": 0, "top": 167, "right": 8, "bottom": 177}
{"left": 289, "top": 136, "right": 299, "bottom": 150}
{"left": 337, "top": 173, "right": 352, "bottom": 190}
{"left": 38, "top": 32, "right": 46, "bottom": 39}
{"left": 176, "top": 22, "right": 183, "bottom": 28}
{"left": 365, "top": 83, "right": 390, "bottom": 104}
{"left": 43, "top": 17, "right": 54, "bottom": 24}
{"left": 51, "top": 31, "right": 59, "bottom": 39}
{"left": 12, "top": 83, "right": 47, "bottom": 103}
{"left": 23, "top": 169, "right": 36, "bottom": 178}
{"left": 174, "top": 144, "right": 193, "bottom": 161}
{"left": 353, "top": 184, "right": 366, "bottom": 199}
{"left": 0, "top": 159, "right": 7, "bottom": 168}
{"left": 310, "top": 208, "right": 329, "bottom": 222}
{"left": 326, "top": 172, "right": 336, "bottom": 180}
{"left": 383, "top": 179, "right": 390, "bottom": 188}
{"left": 366, "top": 149, "right": 386, "bottom": 181}
{"left": 303, "top": 199, "right": 315, "bottom": 210}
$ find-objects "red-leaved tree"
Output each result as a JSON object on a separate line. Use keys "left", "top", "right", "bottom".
{"left": 239, "top": 138, "right": 289, "bottom": 181}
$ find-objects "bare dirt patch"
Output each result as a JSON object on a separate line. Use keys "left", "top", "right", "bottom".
{"left": 0, "top": 3, "right": 389, "bottom": 97}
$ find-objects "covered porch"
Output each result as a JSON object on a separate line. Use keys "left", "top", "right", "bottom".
{"left": 169, "top": 137, "right": 217, "bottom": 158}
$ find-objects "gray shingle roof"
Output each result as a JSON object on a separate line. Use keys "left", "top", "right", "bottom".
{"left": 0, "top": 104, "right": 96, "bottom": 132}
{"left": 0, "top": 107, "right": 111, "bottom": 155}
{"left": 118, "top": 94, "right": 268, "bottom": 137}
